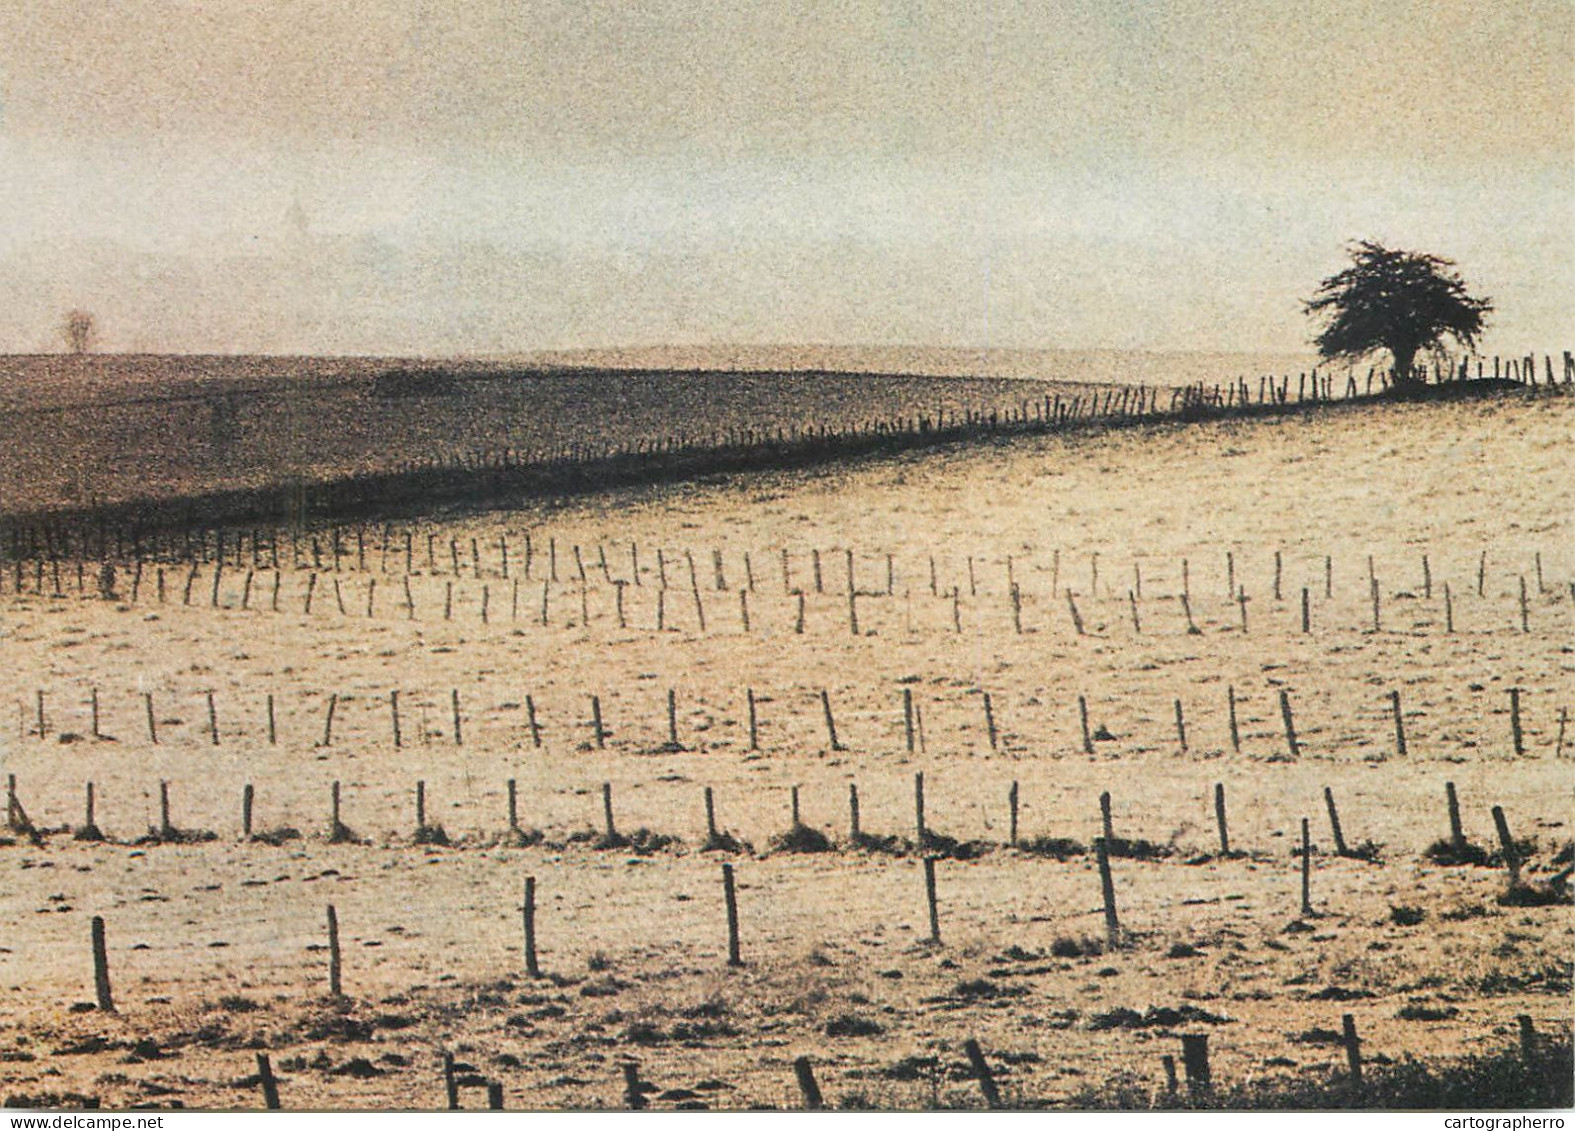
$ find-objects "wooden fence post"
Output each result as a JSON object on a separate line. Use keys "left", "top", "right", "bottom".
{"left": 820, "top": 690, "right": 843, "bottom": 750}
{"left": 256, "top": 1053, "right": 281, "bottom": 1110}
{"left": 1279, "top": 690, "right": 1300, "bottom": 758}
{"left": 1324, "top": 786, "right": 1349, "bottom": 856}
{"left": 1180, "top": 1034, "right": 1211, "bottom": 1096}
{"left": 523, "top": 876, "right": 540, "bottom": 977}
{"left": 444, "top": 1051, "right": 460, "bottom": 1110}
{"left": 1079, "top": 695, "right": 1094, "bottom": 755}
{"left": 1008, "top": 781, "right": 1019, "bottom": 847}
{"left": 526, "top": 695, "right": 542, "bottom": 748}
{"left": 923, "top": 856, "right": 941, "bottom": 943}
{"left": 1445, "top": 781, "right": 1466, "bottom": 853}
{"left": 722, "top": 862, "right": 742, "bottom": 967}
{"left": 1300, "top": 818, "right": 1314, "bottom": 917}
{"left": 159, "top": 780, "right": 173, "bottom": 838}
{"left": 963, "top": 1039, "right": 1002, "bottom": 1109}
{"left": 1342, "top": 1014, "right": 1362, "bottom": 1085}
{"left": 1518, "top": 1015, "right": 1538, "bottom": 1065}
{"left": 792, "top": 1057, "right": 825, "bottom": 1109}
{"left": 1214, "top": 783, "right": 1230, "bottom": 856}
{"left": 91, "top": 915, "right": 114, "bottom": 1012}
{"left": 327, "top": 904, "right": 343, "bottom": 998}
{"left": 1509, "top": 688, "right": 1525, "bottom": 757}
{"left": 1491, "top": 805, "right": 1522, "bottom": 888}
{"left": 1096, "top": 838, "right": 1120, "bottom": 946}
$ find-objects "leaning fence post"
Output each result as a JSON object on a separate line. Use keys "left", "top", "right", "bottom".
{"left": 256, "top": 1052, "right": 281, "bottom": 1110}
{"left": 1324, "top": 787, "right": 1348, "bottom": 856}
{"left": 1491, "top": 805, "right": 1523, "bottom": 888}
{"left": 1342, "top": 1014, "right": 1363, "bottom": 1085}
{"left": 1279, "top": 689, "right": 1300, "bottom": 758}
{"left": 963, "top": 1038, "right": 1002, "bottom": 1109}
{"left": 820, "top": 690, "right": 843, "bottom": 750}
{"left": 1161, "top": 1054, "right": 1179, "bottom": 1098}
{"left": 793, "top": 1057, "right": 824, "bottom": 1110}
{"left": 1096, "top": 837, "right": 1120, "bottom": 946}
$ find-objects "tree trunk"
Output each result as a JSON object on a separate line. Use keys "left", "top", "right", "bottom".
{"left": 1390, "top": 344, "right": 1420, "bottom": 386}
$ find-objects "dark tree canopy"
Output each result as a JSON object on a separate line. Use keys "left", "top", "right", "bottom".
{"left": 1304, "top": 240, "right": 1491, "bottom": 385}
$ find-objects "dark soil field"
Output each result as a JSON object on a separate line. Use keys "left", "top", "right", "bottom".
{"left": 0, "top": 354, "right": 1118, "bottom": 516}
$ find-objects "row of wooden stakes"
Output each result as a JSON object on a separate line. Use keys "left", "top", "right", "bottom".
{"left": 68, "top": 775, "right": 1555, "bottom": 1112}
{"left": 11, "top": 770, "right": 1543, "bottom": 901}
{"left": 2, "top": 530, "right": 1566, "bottom": 613}
{"left": 18, "top": 679, "right": 1566, "bottom": 763}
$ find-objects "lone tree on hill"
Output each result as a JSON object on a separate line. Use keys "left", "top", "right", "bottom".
{"left": 1304, "top": 240, "right": 1491, "bottom": 386}
{"left": 62, "top": 309, "right": 97, "bottom": 354}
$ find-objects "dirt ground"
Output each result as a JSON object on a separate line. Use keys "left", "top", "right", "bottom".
{"left": 0, "top": 391, "right": 1570, "bottom": 1110}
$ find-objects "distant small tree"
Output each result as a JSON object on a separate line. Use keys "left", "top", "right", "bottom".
{"left": 63, "top": 309, "right": 97, "bottom": 354}
{"left": 1304, "top": 240, "right": 1491, "bottom": 386}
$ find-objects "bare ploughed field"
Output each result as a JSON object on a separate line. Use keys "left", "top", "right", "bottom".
{"left": 0, "top": 391, "right": 1570, "bottom": 1109}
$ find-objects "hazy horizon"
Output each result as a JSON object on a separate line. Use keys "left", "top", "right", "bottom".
{"left": 0, "top": 3, "right": 1568, "bottom": 356}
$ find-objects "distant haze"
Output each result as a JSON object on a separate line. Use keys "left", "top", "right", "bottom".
{"left": 0, "top": 2, "right": 1568, "bottom": 356}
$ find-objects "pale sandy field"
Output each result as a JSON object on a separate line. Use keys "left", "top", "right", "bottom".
{"left": 0, "top": 391, "right": 1570, "bottom": 1110}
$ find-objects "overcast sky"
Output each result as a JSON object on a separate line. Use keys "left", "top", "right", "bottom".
{"left": 0, "top": 1, "right": 1568, "bottom": 355}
